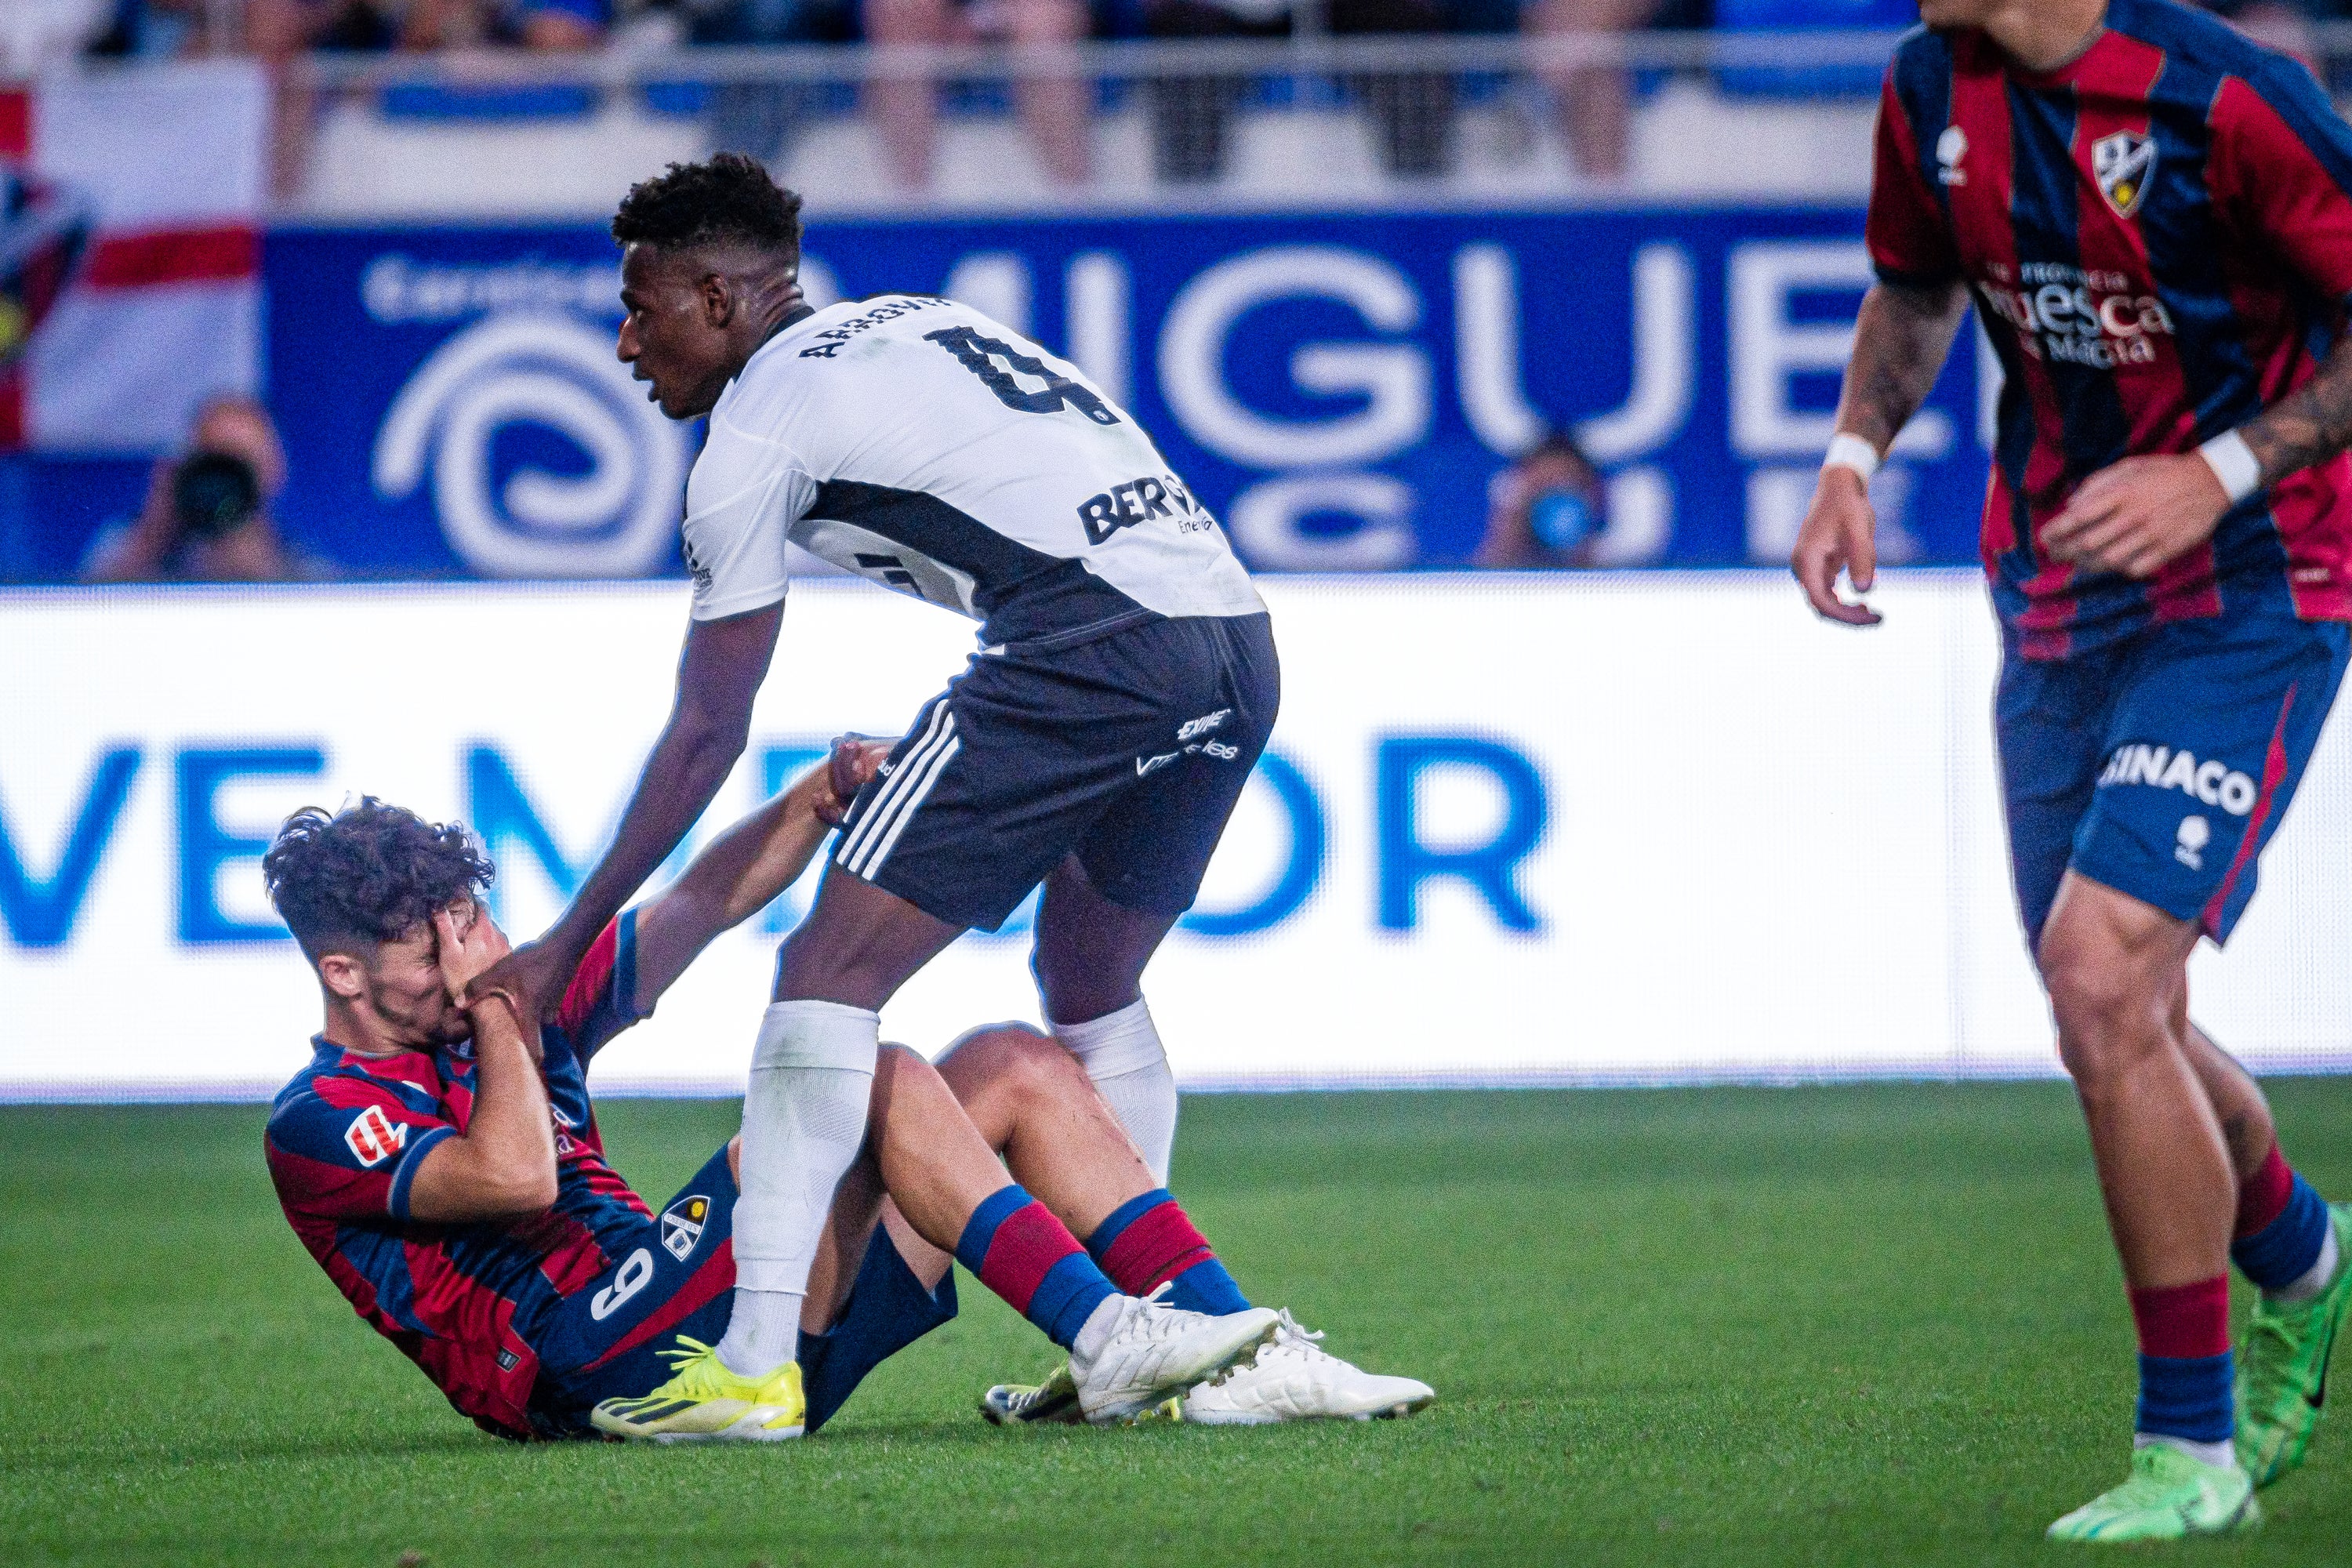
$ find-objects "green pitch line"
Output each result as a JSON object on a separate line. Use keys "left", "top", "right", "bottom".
{"left": 4, "top": 1083, "right": 2350, "bottom": 1567}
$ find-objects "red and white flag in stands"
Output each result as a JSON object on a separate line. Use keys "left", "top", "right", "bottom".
{"left": 0, "top": 60, "right": 264, "bottom": 452}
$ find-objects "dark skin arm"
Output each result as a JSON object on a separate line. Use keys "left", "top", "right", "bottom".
{"left": 470, "top": 601, "right": 785, "bottom": 1020}
{"left": 1791, "top": 278, "right": 1972, "bottom": 626}
{"left": 630, "top": 739, "right": 891, "bottom": 1003}
{"left": 2043, "top": 334, "right": 2352, "bottom": 578}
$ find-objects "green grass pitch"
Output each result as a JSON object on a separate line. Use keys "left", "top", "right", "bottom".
{"left": 7, "top": 1081, "right": 2351, "bottom": 1566}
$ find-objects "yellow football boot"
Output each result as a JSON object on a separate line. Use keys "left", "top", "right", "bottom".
{"left": 591, "top": 1338, "right": 805, "bottom": 1443}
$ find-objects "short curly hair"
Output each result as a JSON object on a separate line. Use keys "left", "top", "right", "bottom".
{"left": 263, "top": 799, "right": 494, "bottom": 964}
{"left": 611, "top": 152, "right": 803, "bottom": 269}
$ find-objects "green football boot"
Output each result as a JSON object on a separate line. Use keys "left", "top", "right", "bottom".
{"left": 2238, "top": 1202, "right": 2352, "bottom": 1488}
{"left": 2046, "top": 1444, "right": 2259, "bottom": 1543}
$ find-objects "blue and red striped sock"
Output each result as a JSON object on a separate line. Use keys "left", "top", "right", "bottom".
{"left": 953, "top": 1185, "right": 1116, "bottom": 1351}
{"left": 1087, "top": 1189, "right": 1251, "bottom": 1316}
{"left": 2232, "top": 1142, "right": 2332, "bottom": 1296}
{"left": 2131, "top": 1277, "right": 2234, "bottom": 1456}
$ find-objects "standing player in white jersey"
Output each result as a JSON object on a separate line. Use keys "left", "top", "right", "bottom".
{"left": 473, "top": 154, "right": 1278, "bottom": 1440}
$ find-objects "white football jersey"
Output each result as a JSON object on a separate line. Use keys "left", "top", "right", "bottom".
{"left": 681, "top": 295, "right": 1265, "bottom": 647}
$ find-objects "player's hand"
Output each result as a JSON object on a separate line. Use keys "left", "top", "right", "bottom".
{"left": 465, "top": 936, "right": 571, "bottom": 1025}
{"left": 1791, "top": 466, "right": 1884, "bottom": 627}
{"left": 439, "top": 908, "right": 546, "bottom": 1066}
{"left": 813, "top": 735, "right": 892, "bottom": 826}
{"left": 434, "top": 902, "right": 510, "bottom": 1002}
{"left": 2042, "top": 453, "right": 2230, "bottom": 579}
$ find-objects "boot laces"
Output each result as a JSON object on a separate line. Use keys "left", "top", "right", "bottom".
{"left": 1263, "top": 1310, "right": 1333, "bottom": 1364}
{"left": 1127, "top": 1281, "right": 1211, "bottom": 1344}
{"left": 660, "top": 1335, "right": 719, "bottom": 1370}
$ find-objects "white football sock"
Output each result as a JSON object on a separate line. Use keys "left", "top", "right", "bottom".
{"left": 716, "top": 1285, "right": 803, "bottom": 1381}
{"left": 1052, "top": 997, "right": 1177, "bottom": 1185}
{"left": 2273, "top": 1222, "right": 2343, "bottom": 1306}
{"left": 716, "top": 999, "right": 878, "bottom": 1378}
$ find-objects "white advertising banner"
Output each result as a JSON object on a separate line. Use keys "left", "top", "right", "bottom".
{"left": 5, "top": 573, "right": 2351, "bottom": 1101}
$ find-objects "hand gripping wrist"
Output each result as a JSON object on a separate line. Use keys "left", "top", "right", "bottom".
{"left": 1823, "top": 433, "right": 1882, "bottom": 483}
{"left": 2197, "top": 429, "right": 2263, "bottom": 504}
{"left": 466, "top": 987, "right": 525, "bottom": 1027}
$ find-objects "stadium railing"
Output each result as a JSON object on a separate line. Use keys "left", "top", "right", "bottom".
{"left": 274, "top": 29, "right": 1922, "bottom": 209}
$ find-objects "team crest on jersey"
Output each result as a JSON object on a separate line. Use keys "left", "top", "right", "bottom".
{"left": 1936, "top": 125, "right": 1968, "bottom": 186}
{"left": 343, "top": 1104, "right": 408, "bottom": 1167}
{"left": 2093, "top": 130, "right": 2157, "bottom": 219}
{"left": 660, "top": 1194, "right": 710, "bottom": 1261}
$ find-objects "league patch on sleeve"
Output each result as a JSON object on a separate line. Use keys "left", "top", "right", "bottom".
{"left": 343, "top": 1104, "right": 411, "bottom": 1167}
{"left": 660, "top": 1194, "right": 710, "bottom": 1261}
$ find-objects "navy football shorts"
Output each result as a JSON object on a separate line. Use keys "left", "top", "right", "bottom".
{"left": 1998, "top": 608, "right": 2349, "bottom": 950}
{"left": 534, "top": 1142, "right": 957, "bottom": 1438}
{"left": 831, "top": 611, "right": 1280, "bottom": 931}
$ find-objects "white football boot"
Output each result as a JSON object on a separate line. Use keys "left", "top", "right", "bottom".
{"left": 1178, "top": 1311, "right": 1436, "bottom": 1425}
{"left": 1069, "top": 1286, "right": 1279, "bottom": 1425}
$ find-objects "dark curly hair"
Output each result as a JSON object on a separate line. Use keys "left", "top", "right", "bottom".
{"left": 263, "top": 799, "right": 494, "bottom": 964}
{"left": 611, "top": 153, "right": 803, "bottom": 270}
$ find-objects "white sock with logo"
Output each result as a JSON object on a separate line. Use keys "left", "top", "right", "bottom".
{"left": 1052, "top": 997, "right": 1177, "bottom": 1185}
{"left": 716, "top": 1000, "right": 879, "bottom": 1380}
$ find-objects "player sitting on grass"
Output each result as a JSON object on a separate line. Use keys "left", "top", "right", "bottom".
{"left": 261, "top": 750, "right": 1428, "bottom": 1441}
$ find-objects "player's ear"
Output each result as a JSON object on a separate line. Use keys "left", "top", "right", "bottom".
{"left": 700, "top": 271, "right": 733, "bottom": 329}
{"left": 318, "top": 951, "right": 367, "bottom": 1002}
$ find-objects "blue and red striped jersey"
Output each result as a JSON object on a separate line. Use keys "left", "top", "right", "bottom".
{"left": 263, "top": 910, "right": 657, "bottom": 1439}
{"left": 1868, "top": 0, "right": 2352, "bottom": 658}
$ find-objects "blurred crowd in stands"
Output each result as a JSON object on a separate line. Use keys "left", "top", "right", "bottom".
{"left": 9, "top": 0, "right": 2348, "bottom": 200}
{"left": 5, "top": 0, "right": 2336, "bottom": 200}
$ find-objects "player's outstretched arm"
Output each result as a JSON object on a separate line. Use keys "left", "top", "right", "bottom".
{"left": 630, "top": 739, "right": 891, "bottom": 1005}
{"left": 1792, "top": 279, "right": 1969, "bottom": 626}
{"left": 472, "top": 602, "right": 785, "bottom": 1019}
{"left": 406, "top": 906, "right": 561, "bottom": 1222}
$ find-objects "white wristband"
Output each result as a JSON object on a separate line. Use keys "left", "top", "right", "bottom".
{"left": 1823, "top": 433, "right": 1882, "bottom": 482}
{"left": 2198, "top": 429, "right": 2263, "bottom": 505}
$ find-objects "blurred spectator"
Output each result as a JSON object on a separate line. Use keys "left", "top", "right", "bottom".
{"left": 240, "top": 0, "right": 607, "bottom": 58}
{"left": 675, "top": 0, "right": 860, "bottom": 165}
{"left": 499, "top": 0, "right": 612, "bottom": 51}
{"left": 3, "top": 0, "right": 114, "bottom": 74}
{"left": 81, "top": 397, "right": 328, "bottom": 585}
{"left": 1474, "top": 429, "right": 1608, "bottom": 568}
{"left": 1524, "top": 0, "right": 1690, "bottom": 184}
{"left": 85, "top": 0, "right": 215, "bottom": 56}
{"left": 1147, "top": 0, "right": 1457, "bottom": 183}
{"left": 863, "top": 0, "right": 1094, "bottom": 190}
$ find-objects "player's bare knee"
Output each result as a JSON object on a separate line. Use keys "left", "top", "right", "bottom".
{"left": 1000, "top": 1025, "right": 1091, "bottom": 1109}
{"left": 932, "top": 1024, "right": 1065, "bottom": 1143}
{"left": 2039, "top": 937, "right": 2169, "bottom": 1086}
{"left": 873, "top": 1040, "right": 949, "bottom": 1116}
